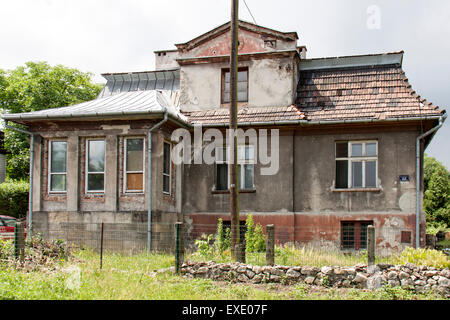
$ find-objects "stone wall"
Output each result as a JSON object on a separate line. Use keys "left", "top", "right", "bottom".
{"left": 181, "top": 261, "right": 450, "bottom": 297}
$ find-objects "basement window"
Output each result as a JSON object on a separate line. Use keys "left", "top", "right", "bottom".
{"left": 341, "top": 221, "right": 373, "bottom": 250}
{"left": 215, "top": 145, "right": 254, "bottom": 191}
{"left": 221, "top": 67, "right": 248, "bottom": 104}
{"left": 124, "top": 138, "right": 144, "bottom": 193}
{"left": 335, "top": 141, "right": 378, "bottom": 189}
{"left": 49, "top": 140, "right": 67, "bottom": 193}
{"left": 86, "top": 139, "right": 105, "bottom": 193}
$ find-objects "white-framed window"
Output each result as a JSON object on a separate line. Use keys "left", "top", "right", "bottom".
{"left": 335, "top": 141, "right": 378, "bottom": 189}
{"left": 215, "top": 145, "right": 255, "bottom": 191}
{"left": 124, "top": 137, "right": 145, "bottom": 193}
{"left": 48, "top": 140, "right": 67, "bottom": 193}
{"left": 163, "top": 141, "right": 171, "bottom": 194}
{"left": 86, "top": 139, "right": 105, "bottom": 193}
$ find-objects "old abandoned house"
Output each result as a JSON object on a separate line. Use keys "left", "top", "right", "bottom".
{"left": 2, "top": 20, "right": 447, "bottom": 255}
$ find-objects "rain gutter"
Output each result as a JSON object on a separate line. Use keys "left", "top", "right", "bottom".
{"left": 195, "top": 115, "right": 444, "bottom": 127}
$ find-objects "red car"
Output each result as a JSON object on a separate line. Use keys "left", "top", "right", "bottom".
{"left": 0, "top": 215, "right": 27, "bottom": 240}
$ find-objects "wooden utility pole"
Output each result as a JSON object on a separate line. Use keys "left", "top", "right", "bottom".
{"left": 229, "top": 0, "right": 240, "bottom": 261}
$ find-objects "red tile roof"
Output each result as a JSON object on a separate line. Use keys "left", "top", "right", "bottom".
{"left": 295, "top": 65, "right": 444, "bottom": 121}
{"left": 184, "top": 64, "right": 444, "bottom": 126}
{"left": 184, "top": 105, "right": 305, "bottom": 125}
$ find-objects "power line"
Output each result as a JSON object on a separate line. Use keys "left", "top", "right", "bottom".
{"left": 243, "top": 0, "right": 257, "bottom": 25}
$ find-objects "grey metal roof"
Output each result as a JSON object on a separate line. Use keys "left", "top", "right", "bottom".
{"left": 2, "top": 90, "right": 188, "bottom": 124}
{"left": 298, "top": 51, "right": 403, "bottom": 71}
{"left": 98, "top": 69, "right": 180, "bottom": 98}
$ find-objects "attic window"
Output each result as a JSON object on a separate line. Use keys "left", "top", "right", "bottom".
{"left": 221, "top": 67, "right": 248, "bottom": 104}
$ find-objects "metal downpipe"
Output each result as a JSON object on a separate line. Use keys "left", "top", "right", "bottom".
{"left": 147, "top": 110, "right": 168, "bottom": 253}
{"left": 415, "top": 114, "right": 446, "bottom": 248}
{"left": 4, "top": 121, "right": 35, "bottom": 240}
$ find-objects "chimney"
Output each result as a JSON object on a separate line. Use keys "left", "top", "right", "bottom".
{"left": 297, "top": 46, "right": 307, "bottom": 59}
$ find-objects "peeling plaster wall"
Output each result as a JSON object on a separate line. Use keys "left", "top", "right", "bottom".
{"left": 155, "top": 51, "right": 179, "bottom": 70}
{"left": 178, "top": 28, "right": 297, "bottom": 59}
{"left": 180, "top": 56, "right": 295, "bottom": 112}
{"left": 183, "top": 126, "right": 423, "bottom": 254}
{"left": 177, "top": 27, "right": 297, "bottom": 112}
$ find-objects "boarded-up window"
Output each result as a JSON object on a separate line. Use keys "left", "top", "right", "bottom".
{"left": 125, "top": 138, "right": 144, "bottom": 192}
{"left": 401, "top": 231, "right": 412, "bottom": 244}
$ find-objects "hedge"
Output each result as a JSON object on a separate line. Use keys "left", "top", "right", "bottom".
{"left": 0, "top": 179, "right": 29, "bottom": 218}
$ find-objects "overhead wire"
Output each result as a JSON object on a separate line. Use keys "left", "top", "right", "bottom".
{"left": 242, "top": 0, "right": 258, "bottom": 25}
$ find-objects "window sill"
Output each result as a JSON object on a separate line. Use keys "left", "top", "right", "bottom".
{"left": 333, "top": 188, "right": 381, "bottom": 193}
{"left": 212, "top": 189, "right": 256, "bottom": 195}
{"left": 220, "top": 102, "right": 248, "bottom": 108}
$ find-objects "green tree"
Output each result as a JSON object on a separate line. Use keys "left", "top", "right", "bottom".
{"left": 0, "top": 61, "right": 103, "bottom": 180}
{"left": 423, "top": 155, "right": 450, "bottom": 230}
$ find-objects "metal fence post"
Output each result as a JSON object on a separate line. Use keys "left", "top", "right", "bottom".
{"left": 175, "top": 222, "right": 184, "bottom": 274}
{"left": 14, "top": 222, "right": 25, "bottom": 262}
{"left": 367, "top": 225, "right": 375, "bottom": 266}
{"left": 100, "top": 222, "right": 104, "bottom": 270}
{"left": 266, "top": 224, "right": 275, "bottom": 266}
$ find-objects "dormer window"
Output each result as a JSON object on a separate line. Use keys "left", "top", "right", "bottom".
{"left": 221, "top": 67, "right": 248, "bottom": 104}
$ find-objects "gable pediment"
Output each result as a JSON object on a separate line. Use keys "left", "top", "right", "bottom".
{"left": 175, "top": 20, "right": 298, "bottom": 57}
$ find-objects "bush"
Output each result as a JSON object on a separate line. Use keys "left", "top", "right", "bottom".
{"left": 194, "top": 234, "right": 215, "bottom": 257}
{"left": 0, "top": 179, "right": 29, "bottom": 218}
{"left": 0, "top": 239, "right": 14, "bottom": 260}
{"left": 394, "top": 247, "right": 449, "bottom": 269}
{"left": 214, "top": 219, "right": 230, "bottom": 255}
{"left": 245, "top": 214, "right": 266, "bottom": 253}
{"left": 426, "top": 221, "right": 448, "bottom": 236}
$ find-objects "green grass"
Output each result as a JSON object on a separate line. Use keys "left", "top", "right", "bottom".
{"left": 0, "top": 248, "right": 447, "bottom": 300}
{"left": 186, "top": 245, "right": 395, "bottom": 267}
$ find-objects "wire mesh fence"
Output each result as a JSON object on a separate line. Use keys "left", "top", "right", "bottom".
{"left": 37, "top": 222, "right": 150, "bottom": 255}
{"left": 25, "top": 219, "right": 386, "bottom": 268}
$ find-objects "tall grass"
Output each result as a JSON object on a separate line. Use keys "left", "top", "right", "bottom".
{"left": 186, "top": 244, "right": 396, "bottom": 267}
{"left": 0, "top": 248, "right": 445, "bottom": 300}
{"left": 393, "top": 247, "right": 449, "bottom": 269}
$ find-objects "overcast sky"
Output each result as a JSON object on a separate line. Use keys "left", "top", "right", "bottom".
{"left": 0, "top": 0, "right": 449, "bottom": 168}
